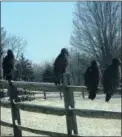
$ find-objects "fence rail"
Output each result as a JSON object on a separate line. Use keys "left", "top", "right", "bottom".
{"left": 0, "top": 79, "right": 121, "bottom": 137}
{"left": 0, "top": 120, "right": 81, "bottom": 137}
{"left": 1, "top": 100, "right": 121, "bottom": 119}
{"left": 1, "top": 100, "right": 66, "bottom": 116}
{"left": 0, "top": 80, "right": 121, "bottom": 92}
{"left": 0, "top": 79, "right": 101, "bottom": 92}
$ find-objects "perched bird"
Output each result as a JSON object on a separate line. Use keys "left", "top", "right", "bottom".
{"left": 84, "top": 60, "right": 101, "bottom": 100}
{"left": 103, "top": 58, "right": 121, "bottom": 102}
{"left": 53, "top": 48, "right": 70, "bottom": 85}
{"left": 2, "top": 49, "right": 15, "bottom": 81}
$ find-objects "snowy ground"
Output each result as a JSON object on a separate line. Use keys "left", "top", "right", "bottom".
{"left": 1, "top": 93, "right": 121, "bottom": 136}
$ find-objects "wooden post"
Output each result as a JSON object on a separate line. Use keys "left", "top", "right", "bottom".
{"left": 59, "top": 73, "right": 71, "bottom": 100}
{"left": 8, "top": 80, "right": 22, "bottom": 137}
{"left": 43, "top": 91, "right": 46, "bottom": 99}
{"left": 62, "top": 74, "right": 78, "bottom": 135}
{"left": 59, "top": 91, "right": 62, "bottom": 99}
{"left": 82, "top": 88, "right": 85, "bottom": 99}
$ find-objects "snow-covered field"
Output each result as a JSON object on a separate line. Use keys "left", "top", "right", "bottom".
{"left": 1, "top": 93, "right": 121, "bottom": 136}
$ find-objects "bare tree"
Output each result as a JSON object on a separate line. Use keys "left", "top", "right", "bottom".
{"left": 67, "top": 48, "right": 92, "bottom": 85}
{"left": 0, "top": 27, "right": 27, "bottom": 79}
{"left": 4, "top": 34, "right": 27, "bottom": 60}
{"left": 70, "top": 1, "right": 121, "bottom": 67}
{"left": 32, "top": 63, "right": 43, "bottom": 82}
{"left": 0, "top": 27, "right": 7, "bottom": 79}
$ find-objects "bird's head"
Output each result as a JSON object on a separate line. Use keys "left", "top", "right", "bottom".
{"left": 7, "top": 49, "right": 14, "bottom": 58}
{"left": 7, "top": 49, "right": 13, "bottom": 55}
{"left": 61, "top": 48, "right": 69, "bottom": 56}
{"left": 112, "top": 58, "right": 121, "bottom": 67}
{"left": 91, "top": 60, "right": 98, "bottom": 68}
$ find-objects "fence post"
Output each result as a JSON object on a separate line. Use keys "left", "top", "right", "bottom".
{"left": 62, "top": 74, "right": 78, "bottom": 135}
{"left": 8, "top": 80, "right": 22, "bottom": 137}
{"left": 59, "top": 91, "right": 62, "bottom": 99}
{"left": 43, "top": 91, "right": 46, "bottom": 99}
{"left": 82, "top": 88, "right": 85, "bottom": 99}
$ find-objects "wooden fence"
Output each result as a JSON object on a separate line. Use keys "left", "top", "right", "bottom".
{"left": 0, "top": 79, "right": 121, "bottom": 137}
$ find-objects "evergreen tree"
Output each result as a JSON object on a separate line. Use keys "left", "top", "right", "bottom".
{"left": 14, "top": 54, "right": 34, "bottom": 81}
{"left": 42, "top": 63, "right": 54, "bottom": 83}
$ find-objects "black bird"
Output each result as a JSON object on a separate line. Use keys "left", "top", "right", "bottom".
{"left": 103, "top": 58, "right": 121, "bottom": 102}
{"left": 2, "top": 49, "right": 15, "bottom": 81}
{"left": 53, "top": 48, "right": 69, "bottom": 85}
{"left": 84, "top": 60, "right": 101, "bottom": 100}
